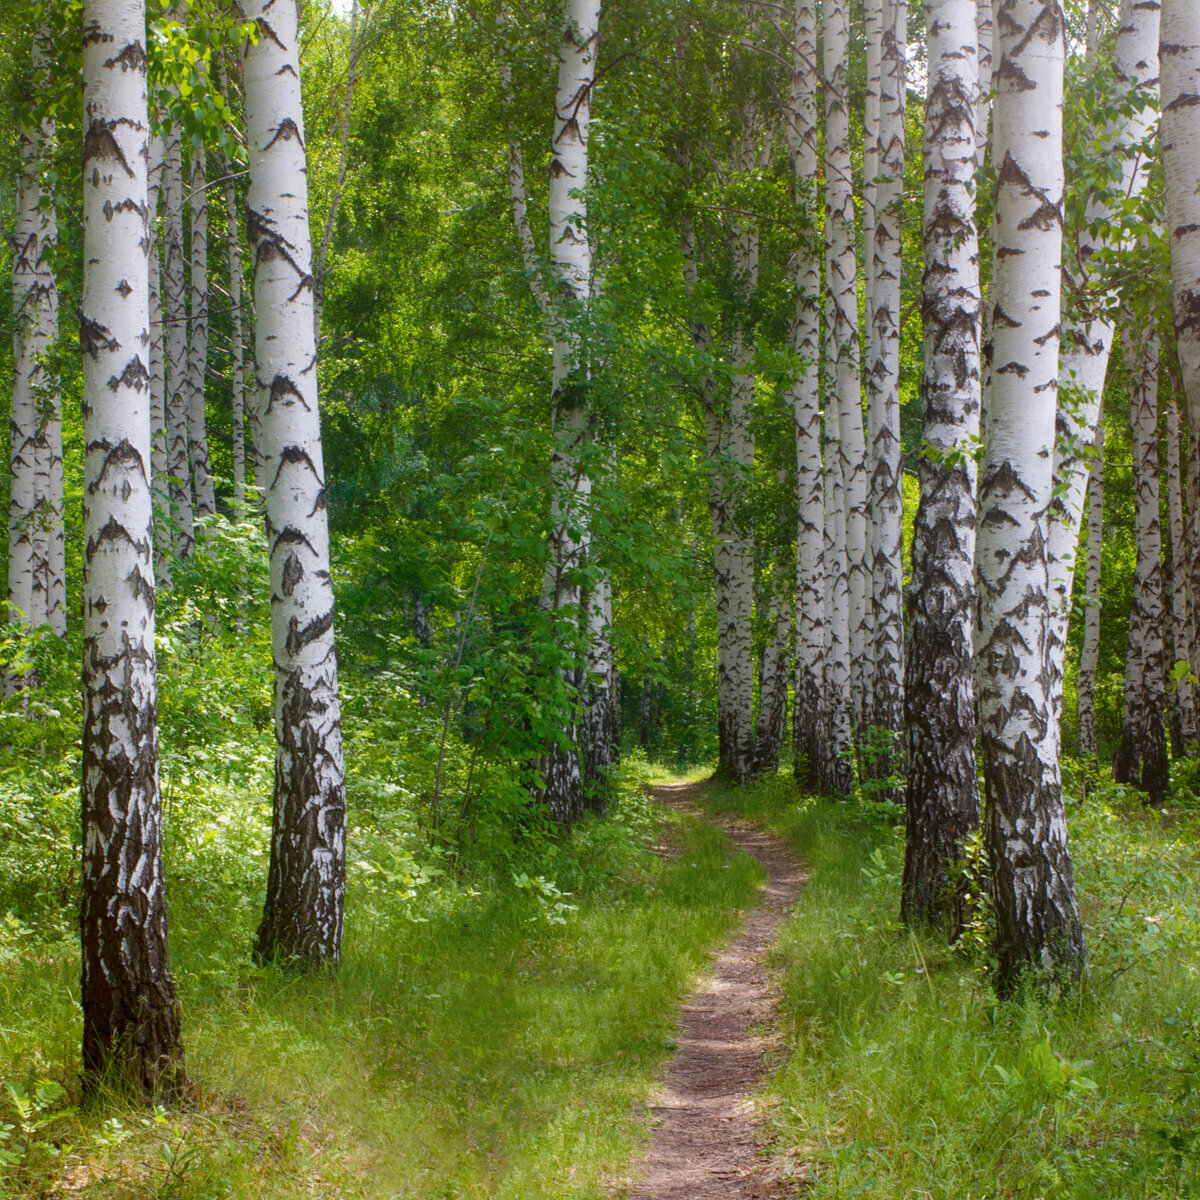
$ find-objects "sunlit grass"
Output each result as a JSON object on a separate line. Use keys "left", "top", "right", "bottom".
{"left": 0, "top": 771, "right": 763, "bottom": 1198}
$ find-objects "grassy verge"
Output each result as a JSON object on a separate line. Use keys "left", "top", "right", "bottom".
{"left": 701, "top": 771, "right": 1200, "bottom": 1199}
{"left": 0, "top": 769, "right": 763, "bottom": 1199}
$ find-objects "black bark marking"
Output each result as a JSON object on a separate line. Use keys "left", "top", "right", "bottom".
{"left": 104, "top": 42, "right": 147, "bottom": 73}
{"left": 80, "top": 314, "right": 119, "bottom": 359}
{"left": 83, "top": 119, "right": 136, "bottom": 178}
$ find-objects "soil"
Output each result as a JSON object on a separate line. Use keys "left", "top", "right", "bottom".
{"left": 625, "top": 779, "right": 807, "bottom": 1199}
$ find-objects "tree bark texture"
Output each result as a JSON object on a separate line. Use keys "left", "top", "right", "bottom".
{"left": 867, "top": 0, "right": 907, "bottom": 775}
{"left": 1113, "top": 331, "right": 1169, "bottom": 802}
{"left": 978, "top": 0, "right": 1086, "bottom": 991}
{"left": 240, "top": 0, "right": 348, "bottom": 966}
{"left": 975, "top": 0, "right": 993, "bottom": 170}
{"left": 787, "top": 0, "right": 826, "bottom": 791}
{"left": 147, "top": 128, "right": 171, "bottom": 585}
{"left": 9, "top": 26, "right": 65, "bottom": 653}
{"left": 80, "top": 0, "right": 184, "bottom": 1095}
{"left": 754, "top": 550, "right": 792, "bottom": 776}
{"left": 1076, "top": 421, "right": 1104, "bottom": 757}
{"left": 223, "top": 150, "right": 248, "bottom": 510}
{"left": 1048, "top": 0, "right": 1159, "bottom": 745}
{"left": 902, "top": 0, "right": 982, "bottom": 931}
{"left": 1165, "top": 381, "right": 1197, "bottom": 746}
{"left": 824, "top": 0, "right": 871, "bottom": 747}
{"left": 187, "top": 134, "right": 215, "bottom": 516}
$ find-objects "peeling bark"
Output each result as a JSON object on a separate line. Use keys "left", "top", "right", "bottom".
{"left": 977, "top": 0, "right": 1086, "bottom": 990}
{"left": 80, "top": 0, "right": 183, "bottom": 1096}
{"left": 902, "top": 0, "right": 982, "bottom": 931}
{"left": 240, "top": 0, "right": 347, "bottom": 967}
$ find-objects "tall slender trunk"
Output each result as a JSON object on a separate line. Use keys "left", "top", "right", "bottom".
{"left": 147, "top": 128, "right": 172, "bottom": 585}
{"left": 864, "top": 0, "right": 882, "bottom": 357}
{"left": 240, "top": 0, "right": 347, "bottom": 967}
{"left": 902, "top": 0, "right": 981, "bottom": 931}
{"left": 975, "top": 0, "right": 993, "bottom": 170}
{"left": 187, "top": 136, "right": 215, "bottom": 516}
{"left": 788, "top": 0, "right": 825, "bottom": 791}
{"left": 977, "top": 0, "right": 1085, "bottom": 991}
{"left": 224, "top": 151, "right": 247, "bottom": 510}
{"left": 1162, "top": 2, "right": 1200, "bottom": 476}
{"left": 867, "top": 0, "right": 907, "bottom": 774}
{"left": 161, "top": 51, "right": 193, "bottom": 557}
{"left": 537, "top": 0, "right": 602, "bottom": 822}
{"left": 80, "top": 0, "right": 183, "bottom": 1095}
{"left": 1114, "top": 331, "right": 1169, "bottom": 800}
{"left": 824, "top": 310, "right": 854, "bottom": 794}
{"left": 1076, "top": 421, "right": 1104, "bottom": 757}
{"left": 1048, "top": 0, "right": 1159, "bottom": 743}
{"left": 1165, "top": 379, "right": 1197, "bottom": 746}
{"left": 824, "top": 0, "right": 870, "bottom": 745}
{"left": 754, "top": 548, "right": 792, "bottom": 775}
{"left": 1190, "top": 420, "right": 1200, "bottom": 694}
{"left": 9, "top": 26, "right": 63, "bottom": 656}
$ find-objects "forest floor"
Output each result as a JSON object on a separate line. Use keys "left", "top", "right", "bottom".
{"left": 627, "top": 780, "right": 806, "bottom": 1200}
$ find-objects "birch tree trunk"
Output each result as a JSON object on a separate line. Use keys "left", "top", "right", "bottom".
{"left": 147, "top": 128, "right": 171, "bottom": 584}
{"left": 187, "top": 136, "right": 215, "bottom": 516}
{"left": 867, "top": 0, "right": 907, "bottom": 773}
{"left": 224, "top": 153, "right": 247, "bottom": 510}
{"left": 1165, "top": 380, "right": 1197, "bottom": 745}
{"left": 977, "top": 0, "right": 1085, "bottom": 990}
{"left": 902, "top": 0, "right": 981, "bottom": 931}
{"left": 788, "top": 0, "right": 825, "bottom": 791}
{"left": 824, "top": 0, "right": 871, "bottom": 745}
{"left": 824, "top": 314, "right": 854, "bottom": 794}
{"left": 1113, "top": 331, "right": 1169, "bottom": 801}
{"left": 1048, "top": 0, "right": 1158, "bottom": 741}
{"left": 754, "top": 549, "right": 792, "bottom": 775}
{"left": 1076, "top": 420, "right": 1104, "bottom": 757}
{"left": 537, "top": 0, "right": 602, "bottom": 821}
{"left": 240, "top": 0, "right": 347, "bottom": 967}
{"left": 9, "top": 27, "right": 63, "bottom": 654}
{"left": 79, "top": 0, "right": 183, "bottom": 1094}
{"left": 975, "top": 0, "right": 993, "bottom": 170}
{"left": 864, "top": 0, "right": 882, "bottom": 353}
{"left": 161, "top": 58, "right": 193, "bottom": 557}
{"left": 1162, "top": 1, "right": 1200, "bottom": 462}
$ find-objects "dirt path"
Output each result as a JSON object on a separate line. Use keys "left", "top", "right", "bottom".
{"left": 626, "top": 779, "right": 806, "bottom": 1200}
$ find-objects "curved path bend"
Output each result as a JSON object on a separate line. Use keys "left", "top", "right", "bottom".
{"left": 626, "top": 779, "right": 806, "bottom": 1200}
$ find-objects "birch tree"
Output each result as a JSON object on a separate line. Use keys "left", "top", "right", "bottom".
{"left": 80, "top": 0, "right": 184, "bottom": 1093}
{"left": 8, "top": 25, "right": 65, "bottom": 658}
{"left": 977, "top": 0, "right": 1085, "bottom": 989}
{"left": 787, "top": 0, "right": 825, "bottom": 790}
{"left": 161, "top": 43, "right": 193, "bottom": 557}
{"left": 824, "top": 0, "right": 870, "bottom": 743}
{"left": 239, "top": 0, "right": 347, "bottom": 966}
{"left": 1113, "top": 330, "right": 1169, "bottom": 800}
{"left": 902, "top": 0, "right": 981, "bottom": 930}
{"left": 1076, "top": 421, "right": 1103, "bottom": 757}
{"left": 1165, "top": 380, "right": 1196, "bottom": 745}
{"left": 187, "top": 133, "right": 216, "bottom": 515}
{"left": 148, "top": 128, "right": 171, "bottom": 581}
{"left": 224, "top": 151, "right": 248, "bottom": 509}
{"left": 1048, "top": 0, "right": 1159, "bottom": 738}
{"left": 867, "top": 0, "right": 907, "bottom": 769}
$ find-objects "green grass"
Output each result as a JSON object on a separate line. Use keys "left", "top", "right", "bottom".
{"left": 0, "top": 772, "right": 764, "bottom": 1199}
{"left": 702, "top": 770, "right": 1200, "bottom": 1200}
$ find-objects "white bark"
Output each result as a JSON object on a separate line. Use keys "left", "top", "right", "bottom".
{"left": 787, "top": 0, "right": 825, "bottom": 789}
{"left": 79, "top": 0, "right": 182, "bottom": 1092}
{"left": 187, "top": 136, "right": 215, "bottom": 516}
{"left": 902, "top": 0, "right": 982, "bottom": 929}
{"left": 1162, "top": 1, "right": 1200, "bottom": 443}
{"left": 161, "top": 57, "right": 193, "bottom": 557}
{"left": 1165, "top": 380, "right": 1196, "bottom": 743}
{"left": 978, "top": 0, "right": 1085, "bottom": 988}
{"left": 1048, "top": 0, "right": 1159, "bottom": 740}
{"left": 224, "top": 152, "right": 248, "bottom": 510}
{"left": 975, "top": 0, "right": 993, "bottom": 170}
{"left": 9, "top": 28, "right": 63, "bottom": 649}
{"left": 1076, "top": 420, "right": 1103, "bottom": 756}
{"left": 240, "top": 0, "right": 347, "bottom": 965}
{"left": 824, "top": 0, "right": 870, "bottom": 742}
{"left": 867, "top": 0, "right": 907, "bottom": 758}
{"left": 864, "top": 0, "right": 882, "bottom": 340}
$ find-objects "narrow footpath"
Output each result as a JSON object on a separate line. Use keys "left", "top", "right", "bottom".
{"left": 627, "top": 779, "right": 807, "bottom": 1200}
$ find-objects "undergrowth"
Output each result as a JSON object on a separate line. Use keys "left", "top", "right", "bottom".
{"left": 703, "top": 770, "right": 1200, "bottom": 1199}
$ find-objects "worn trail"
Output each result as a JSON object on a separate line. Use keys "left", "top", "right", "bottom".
{"left": 626, "top": 779, "right": 806, "bottom": 1200}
